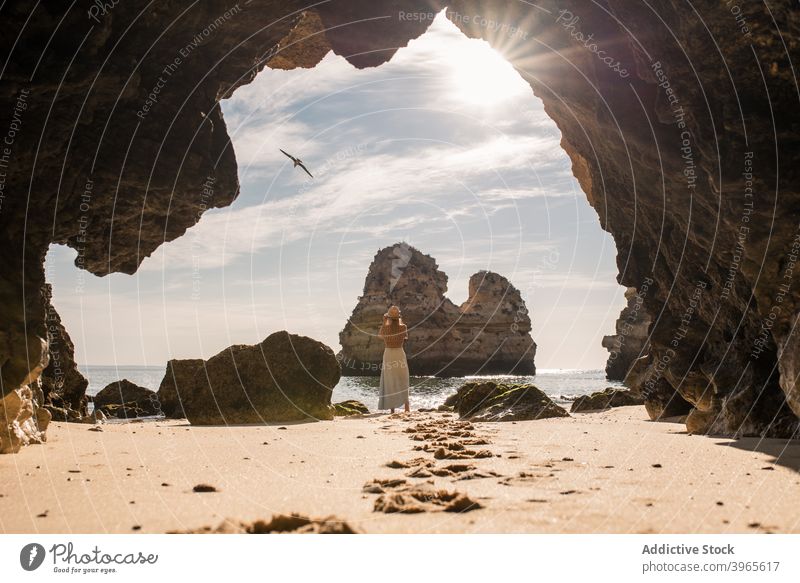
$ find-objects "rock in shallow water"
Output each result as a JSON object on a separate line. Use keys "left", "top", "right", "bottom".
{"left": 570, "top": 387, "right": 644, "bottom": 413}
{"left": 158, "top": 331, "right": 340, "bottom": 425}
{"left": 444, "top": 381, "right": 569, "bottom": 422}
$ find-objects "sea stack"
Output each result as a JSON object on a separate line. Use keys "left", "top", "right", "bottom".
{"left": 338, "top": 243, "right": 536, "bottom": 376}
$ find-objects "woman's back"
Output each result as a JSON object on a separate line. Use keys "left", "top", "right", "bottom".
{"left": 380, "top": 320, "right": 407, "bottom": 348}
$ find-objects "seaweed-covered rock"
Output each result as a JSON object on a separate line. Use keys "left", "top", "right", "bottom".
{"left": 176, "top": 331, "right": 340, "bottom": 425}
{"left": 98, "top": 403, "right": 152, "bottom": 420}
{"left": 94, "top": 379, "right": 160, "bottom": 417}
{"left": 444, "top": 381, "right": 568, "bottom": 422}
{"left": 570, "top": 388, "right": 644, "bottom": 413}
{"left": 333, "top": 400, "right": 370, "bottom": 416}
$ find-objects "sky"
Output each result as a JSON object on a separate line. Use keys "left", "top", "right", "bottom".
{"left": 46, "top": 11, "right": 625, "bottom": 370}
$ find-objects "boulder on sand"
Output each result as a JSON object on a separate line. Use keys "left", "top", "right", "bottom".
{"left": 156, "top": 359, "right": 204, "bottom": 418}
{"left": 94, "top": 379, "right": 160, "bottom": 418}
{"left": 444, "top": 381, "right": 569, "bottom": 422}
{"left": 162, "top": 331, "right": 340, "bottom": 425}
{"left": 570, "top": 387, "right": 644, "bottom": 413}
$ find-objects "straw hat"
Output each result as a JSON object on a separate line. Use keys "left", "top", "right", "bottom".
{"left": 384, "top": 305, "right": 401, "bottom": 319}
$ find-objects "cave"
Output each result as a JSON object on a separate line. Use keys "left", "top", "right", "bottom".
{"left": 2, "top": 1, "right": 799, "bottom": 453}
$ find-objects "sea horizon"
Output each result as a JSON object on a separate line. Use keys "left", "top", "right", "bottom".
{"left": 77, "top": 364, "right": 621, "bottom": 410}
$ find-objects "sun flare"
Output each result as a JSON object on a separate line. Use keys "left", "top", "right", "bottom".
{"left": 448, "top": 41, "right": 529, "bottom": 107}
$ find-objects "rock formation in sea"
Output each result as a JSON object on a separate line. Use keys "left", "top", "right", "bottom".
{"left": 444, "top": 381, "right": 569, "bottom": 422}
{"left": 338, "top": 243, "right": 536, "bottom": 377}
{"left": 156, "top": 331, "right": 340, "bottom": 424}
{"left": 602, "top": 287, "right": 651, "bottom": 383}
{"left": 3, "top": 2, "right": 800, "bottom": 449}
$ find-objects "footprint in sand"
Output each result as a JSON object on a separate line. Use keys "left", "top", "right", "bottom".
{"left": 374, "top": 412, "right": 500, "bottom": 509}
{"left": 173, "top": 513, "right": 359, "bottom": 534}
{"left": 364, "top": 478, "right": 483, "bottom": 514}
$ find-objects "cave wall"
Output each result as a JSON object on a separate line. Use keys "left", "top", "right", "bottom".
{"left": 0, "top": 0, "right": 338, "bottom": 445}
{"left": 443, "top": 0, "right": 800, "bottom": 437}
{"left": 1, "top": 0, "right": 799, "bottom": 448}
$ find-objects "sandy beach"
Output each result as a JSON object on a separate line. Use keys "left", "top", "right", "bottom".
{"left": 1, "top": 406, "right": 798, "bottom": 534}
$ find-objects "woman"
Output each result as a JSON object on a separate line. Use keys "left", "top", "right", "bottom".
{"left": 378, "top": 305, "right": 410, "bottom": 413}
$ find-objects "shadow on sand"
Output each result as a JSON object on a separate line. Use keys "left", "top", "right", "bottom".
{"left": 718, "top": 436, "right": 800, "bottom": 473}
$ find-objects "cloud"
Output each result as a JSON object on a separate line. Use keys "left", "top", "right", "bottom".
{"left": 142, "top": 124, "right": 578, "bottom": 272}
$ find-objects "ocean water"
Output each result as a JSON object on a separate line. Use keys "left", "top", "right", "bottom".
{"left": 80, "top": 365, "right": 621, "bottom": 411}
{"left": 335, "top": 369, "right": 621, "bottom": 410}
{"left": 82, "top": 365, "right": 167, "bottom": 397}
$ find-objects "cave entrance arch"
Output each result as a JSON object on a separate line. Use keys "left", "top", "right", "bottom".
{"left": 44, "top": 8, "right": 624, "bottom": 399}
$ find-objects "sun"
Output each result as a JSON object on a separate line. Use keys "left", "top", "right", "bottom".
{"left": 449, "top": 41, "right": 529, "bottom": 107}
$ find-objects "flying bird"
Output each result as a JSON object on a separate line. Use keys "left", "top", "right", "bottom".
{"left": 280, "top": 149, "right": 313, "bottom": 178}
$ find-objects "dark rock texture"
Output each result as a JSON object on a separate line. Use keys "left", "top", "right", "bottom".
{"left": 157, "top": 359, "right": 205, "bottom": 419}
{"left": 94, "top": 379, "right": 160, "bottom": 418}
{"left": 444, "top": 381, "right": 569, "bottom": 422}
{"left": 3, "top": 0, "right": 800, "bottom": 448}
{"left": 627, "top": 359, "right": 694, "bottom": 421}
{"left": 166, "top": 331, "right": 340, "bottom": 425}
{"left": 570, "top": 388, "right": 644, "bottom": 413}
{"left": 602, "top": 288, "right": 651, "bottom": 383}
{"left": 338, "top": 243, "right": 536, "bottom": 376}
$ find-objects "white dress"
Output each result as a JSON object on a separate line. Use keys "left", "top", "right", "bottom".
{"left": 378, "top": 325, "right": 410, "bottom": 410}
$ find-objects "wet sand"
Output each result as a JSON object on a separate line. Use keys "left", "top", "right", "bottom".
{"left": 1, "top": 407, "right": 798, "bottom": 533}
